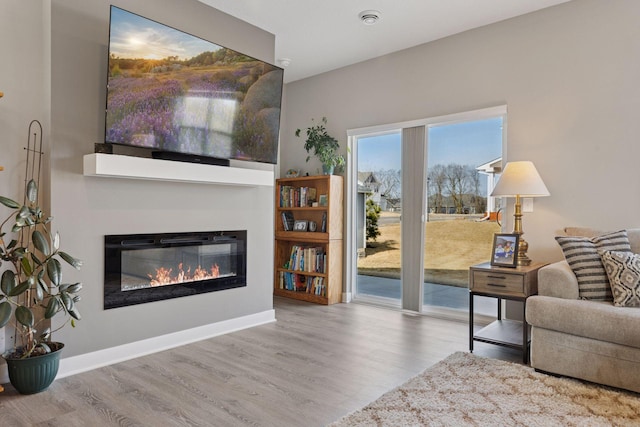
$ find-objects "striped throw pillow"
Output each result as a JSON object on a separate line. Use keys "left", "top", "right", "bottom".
{"left": 555, "top": 230, "right": 631, "bottom": 300}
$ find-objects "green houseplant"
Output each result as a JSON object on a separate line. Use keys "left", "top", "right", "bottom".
{"left": 0, "top": 179, "right": 82, "bottom": 394}
{"left": 295, "top": 117, "right": 345, "bottom": 175}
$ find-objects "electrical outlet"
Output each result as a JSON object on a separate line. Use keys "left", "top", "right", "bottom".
{"left": 523, "top": 197, "right": 534, "bottom": 213}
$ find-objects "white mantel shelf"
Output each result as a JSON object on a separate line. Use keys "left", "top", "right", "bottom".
{"left": 83, "top": 153, "right": 274, "bottom": 187}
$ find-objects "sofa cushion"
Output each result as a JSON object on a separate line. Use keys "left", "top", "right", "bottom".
{"left": 563, "top": 227, "right": 605, "bottom": 238}
{"left": 526, "top": 295, "right": 640, "bottom": 349}
{"left": 601, "top": 251, "right": 640, "bottom": 307}
{"left": 555, "top": 230, "right": 631, "bottom": 300}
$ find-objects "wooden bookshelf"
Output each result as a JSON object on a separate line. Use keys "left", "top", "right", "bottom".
{"left": 274, "top": 175, "right": 343, "bottom": 304}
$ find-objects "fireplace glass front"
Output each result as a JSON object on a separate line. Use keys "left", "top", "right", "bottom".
{"left": 104, "top": 230, "right": 246, "bottom": 309}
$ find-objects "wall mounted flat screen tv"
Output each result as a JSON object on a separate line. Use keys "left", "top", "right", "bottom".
{"left": 105, "top": 6, "right": 283, "bottom": 165}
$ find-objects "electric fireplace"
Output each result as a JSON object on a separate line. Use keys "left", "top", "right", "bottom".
{"left": 104, "top": 230, "right": 246, "bottom": 309}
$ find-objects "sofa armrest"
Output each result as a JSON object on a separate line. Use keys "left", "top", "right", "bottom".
{"left": 537, "top": 261, "right": 579, "bottom": 299}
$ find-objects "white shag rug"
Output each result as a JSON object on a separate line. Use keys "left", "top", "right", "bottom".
{"left": 329, "top": 352, "right": 640, "bottom": 426}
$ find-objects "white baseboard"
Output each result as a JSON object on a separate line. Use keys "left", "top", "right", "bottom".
{"left": 0, "top": 309, "right": 276, "bottom": 385}
{"left": 342, "top": 291, "right": 352, "bottom": 303}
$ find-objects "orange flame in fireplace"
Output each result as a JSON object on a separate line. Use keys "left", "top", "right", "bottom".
{"left": 148, "top": 262, "right": 221, "bottom": 287}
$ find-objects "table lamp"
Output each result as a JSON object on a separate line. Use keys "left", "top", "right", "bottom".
{"left": 490, "top": 161, "right": 549, "bottom": 266}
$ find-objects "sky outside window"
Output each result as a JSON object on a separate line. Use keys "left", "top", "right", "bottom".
{"left": 358, "top": 117, "right": 503, "bottom": 172}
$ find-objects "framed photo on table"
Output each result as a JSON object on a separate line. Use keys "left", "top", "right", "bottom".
{"left": 491, "top": 233, "right": 519, "bottom": 267}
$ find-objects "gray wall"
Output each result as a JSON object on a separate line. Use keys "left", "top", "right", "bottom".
{"left": 281, "top": 0, "right": 640, "bottom": 264}
{"left": 1, "top": 0, "right": 276, "bottom": 358}
{"left": 0, "top": 1, "right": 49, "bottom": 204}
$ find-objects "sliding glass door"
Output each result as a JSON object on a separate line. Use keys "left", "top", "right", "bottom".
{"left": 423, "top": 118, "right": 503, "bottom": 316}
{"left": 354, "top": 132, "right": 402, "bottom": 306}
{"left": 348, "top": 107, "right": 506, "bottom": 316}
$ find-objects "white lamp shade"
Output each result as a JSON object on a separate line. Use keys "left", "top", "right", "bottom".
{"left": 490, "top": 161, "right": 550, "bottom": 197}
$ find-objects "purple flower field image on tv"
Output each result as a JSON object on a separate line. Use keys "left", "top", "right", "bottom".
{"left": 105, "top": 6, "right": 283, "bottom": 164}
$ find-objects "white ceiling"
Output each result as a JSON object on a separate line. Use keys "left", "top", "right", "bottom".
{"left": 198, "top": 0, "right": 571, "bottom": 83}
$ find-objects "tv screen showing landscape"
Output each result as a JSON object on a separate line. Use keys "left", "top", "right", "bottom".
{"left": 105, "top": 6, "right": 283, "bottom": 164}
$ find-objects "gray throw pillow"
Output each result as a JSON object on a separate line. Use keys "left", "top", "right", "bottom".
{"left": 600, "top": 251, "right": 640, "bottom": 307}
{"left": 555, "top": 230, "right": 631, "bottom": 300}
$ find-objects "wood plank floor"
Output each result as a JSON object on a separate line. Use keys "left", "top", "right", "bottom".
{"left": 0, "top": 297, "right": 520, "bottom": 426}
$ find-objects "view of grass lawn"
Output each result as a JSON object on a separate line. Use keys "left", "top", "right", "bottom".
{"left": 358, "top": 212, "right": 501, "bottom": 287}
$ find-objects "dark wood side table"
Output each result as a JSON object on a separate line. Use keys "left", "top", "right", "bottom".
{"left": 469, "top": 262, "right": 546, "bottom": 364}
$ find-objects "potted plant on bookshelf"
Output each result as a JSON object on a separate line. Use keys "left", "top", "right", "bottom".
{"left": 0, "top": 178, "right": 83, "bottom": 394}
{"left": 295, "top": 117, "right": 345, "bottom": 175}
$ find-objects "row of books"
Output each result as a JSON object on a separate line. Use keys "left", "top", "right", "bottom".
{"left": 284, "top": 245, "right": 326, "bottom": 273}
{"left": 278, "top": 271, "right": 326, "bottom": 296}
{"left": 281, "top": 211, "right": 295, "bottom": 231}
{"left": 279, "top": 186, "right": 317, "bottom": 208}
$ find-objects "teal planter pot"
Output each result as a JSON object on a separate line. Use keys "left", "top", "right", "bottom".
{"left": 322, "top": 164, "right": 335, "bottom": 175}
{"left": 3, "top": 343, "right": 64, "bottom": 394}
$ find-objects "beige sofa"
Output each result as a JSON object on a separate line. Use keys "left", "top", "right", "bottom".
{"left": 525, "top": 228, "right": 640, "bottom": 393}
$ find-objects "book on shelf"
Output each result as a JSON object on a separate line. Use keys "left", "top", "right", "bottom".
{"left": 281, "top": 211, "right": 295, "bottom": 231}
{"left": 308, "top": 188, "right": 317, "bottom": 204}
{"left": 299, "top": 187, "right": 306, "bottom": 207}
{"left": 321, "top": 212, "right": 327, "bottom": 233}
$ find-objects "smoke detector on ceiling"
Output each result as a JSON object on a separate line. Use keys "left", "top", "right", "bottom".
{"left": 359, "top": 10, "right": 381, "bottom": 25}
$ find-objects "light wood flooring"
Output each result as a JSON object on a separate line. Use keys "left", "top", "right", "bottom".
{"left": 0, "top": 297, "right": 519, "bottom": 426}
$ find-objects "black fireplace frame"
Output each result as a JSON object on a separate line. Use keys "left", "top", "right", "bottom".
{"left": 104, "top": 230, "right": 247, "bottom": 309}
